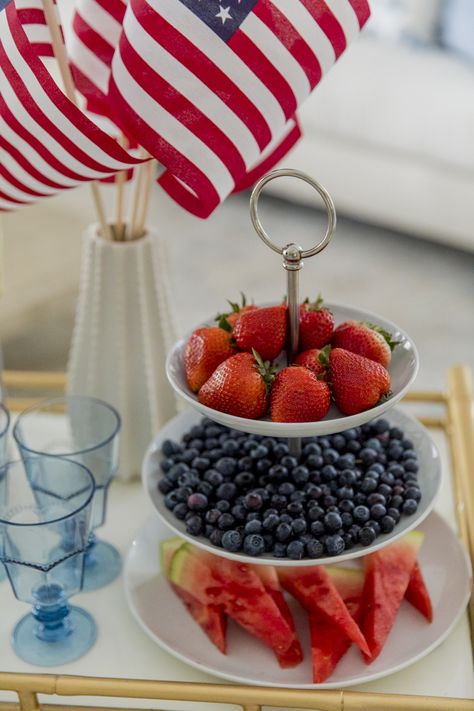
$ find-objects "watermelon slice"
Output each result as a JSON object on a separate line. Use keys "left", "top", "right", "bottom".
{"left": 405, "top": 561, "right": 433, "bottom": 623}
{"left": 361, "top": 530, "right": 424, "bottom": 662}
{"left": 279, "top": 565, "right": 370, "bottom": 657}
{"left": 309, "top": 566, "right": 365, "bottom": 683}
{"left": 170, "top": 545, "right": 295, "bottom": 665}
{"left": 160, "top": 538, "right": 227, "bottom": 653}
{"left": 254, "top": 565, "right": 303, "bottom": 668}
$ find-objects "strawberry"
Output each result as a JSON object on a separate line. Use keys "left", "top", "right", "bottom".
{"left": 293, "top": 346, "right": 329, "bottom": 378}
{"left": 332, "top": 320, "right": 399, "bottom": 368}
{"left": 233, "top": 304, "right": 287, "bottom": 361}
{"left": 329, "top": 347, "right": 391, "bottom": 416}
{"left": 185, "top": 327, "right": 234, "bottom": 393}
{"left": 270, "top": 366, "right": 331, "bottom": 423}
{"left": 215, "top": 293, "right": 258, "bottom": 331}
{"left": 198, "top": 351, "right": 275, "bottom": 419}
{"left": 299, "top": 295, "right": 334, "bottom": 350}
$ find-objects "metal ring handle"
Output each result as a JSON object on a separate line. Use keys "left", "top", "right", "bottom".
{"left": 250, "top": 168, "right": 336, "bottom": 258}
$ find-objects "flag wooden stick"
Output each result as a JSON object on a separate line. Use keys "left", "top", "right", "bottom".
{"left": 114, "top": 136, "right": 128, "bottom": 240}
{"left": 132, "top": 159, "right": 154, "bottom": 240}
{"left": 41, "top": 0, "right": 113, "bottom": 242}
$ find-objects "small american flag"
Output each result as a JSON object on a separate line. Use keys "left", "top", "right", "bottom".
{"left": 72, "top": 0, "right": 371, "bottom": 217}
{"left": 0, "top": 1, "right": 142, "bottom": 211}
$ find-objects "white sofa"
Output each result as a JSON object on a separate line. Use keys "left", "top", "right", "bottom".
{"left": 272, "top": 36, "right": 474, "bottom": 253}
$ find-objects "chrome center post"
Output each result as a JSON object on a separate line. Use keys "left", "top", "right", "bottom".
{"left": 249, "top": 168, "right": 337, "bottom": 458}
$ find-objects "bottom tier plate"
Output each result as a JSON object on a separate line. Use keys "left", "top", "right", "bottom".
{"left": 124, "top": 511, "right": 471, "bottom": 689}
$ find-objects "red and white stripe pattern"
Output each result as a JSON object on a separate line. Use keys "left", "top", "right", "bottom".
{"left": 14, "top": 0, "right": 58, "bottom": 57}
{"left": 68, "top": 0, "right": 126, "bottom": 116}
{"left": 0, "top": 1, "right": 142, "bottom": 212}
{"left": 106, "top": 0, "right": 371, "bottom": 217}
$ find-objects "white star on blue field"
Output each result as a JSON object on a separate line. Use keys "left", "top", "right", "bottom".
{"left": 178, "top": 0, "right": 259, "bottom": 41}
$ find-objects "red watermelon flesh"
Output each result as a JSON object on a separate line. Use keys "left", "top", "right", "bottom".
{"left": 361, "top": 531, "right": 424, "bottom": 662}
{"left": 160, "top": 538, "right": 227, "bottom": 653}
{"left": 254, "top": 565, "right": 303, "bottom": 668}
{"left": 309, "top": 566, "right": 365, "bottom": 683}
{"left": 279, "top": 565, "right": 370, "bottom": 657}
{"left": 170, "top": 545, "right": 295, "bottom": 664}
{"left": 405, "top": 562, "right": 433, "bottom": 623}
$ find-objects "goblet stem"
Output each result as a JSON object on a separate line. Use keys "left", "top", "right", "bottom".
{"left": 85, "top": 531, "right": 98, "bottom": 566}
{"left": 32, "top": 583, "right": 72, "bottom": 643}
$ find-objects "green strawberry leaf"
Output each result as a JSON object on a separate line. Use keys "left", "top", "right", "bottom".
{"left": 364, "top": 322, "right": 401, "bottom": 351}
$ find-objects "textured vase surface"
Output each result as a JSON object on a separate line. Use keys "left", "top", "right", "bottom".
{"left": 67, "top": 226, "right": 177, "bottom": 481}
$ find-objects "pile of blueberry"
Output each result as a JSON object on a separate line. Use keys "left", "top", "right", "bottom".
{"left": 156, "top": 417, "right": 421, "bottom": 559}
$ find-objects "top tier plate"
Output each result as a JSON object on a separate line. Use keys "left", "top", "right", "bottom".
{"left": 166, "top": 302, "right": 419, "bottom": 437}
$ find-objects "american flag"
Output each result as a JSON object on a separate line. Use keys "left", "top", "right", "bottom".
{"left": 0, "top": 1, "right": 142, "bottom": 211}
{"left": 72, "top": 0, "right": 371, "bottom": 217}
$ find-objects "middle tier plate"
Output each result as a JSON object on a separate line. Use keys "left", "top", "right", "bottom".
{"left": 166, "top": 302, "right": 419, "bottom": 437}
{"left": 142, "top": 407, "right": 441, "bottom": 567}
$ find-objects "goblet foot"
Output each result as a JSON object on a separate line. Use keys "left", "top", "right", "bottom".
{"left": 82, "top": 539, "right": 122, "bottom": 592}
{"left": 12, "top": 606, "right": 97, "bottom": 666}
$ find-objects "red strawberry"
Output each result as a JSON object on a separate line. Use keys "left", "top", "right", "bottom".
{"left": 215, "top": 293, "right": 258, "bottom": 331}
{"left": 270, "top": 366, "right": 331, "bottom": 423}
{"left": 332, "top": 320, "right": 399, "bottom": 367}
{"left": 198, "top": 351, "right": 275, "bottom": 419}
{"left": 293, "top": 346, "right": 328, "bottom": 378}
{"left": 329, "top": 347, "right": 391, "bottom": 415}
{"left": 299, "top": 295, "right": 334, "bottom": 350}
{"left": 185, "top": 327, "right": 234, "bottom": 392}
{"left": 233, "top": 304, "right": 287, "bottom": 361}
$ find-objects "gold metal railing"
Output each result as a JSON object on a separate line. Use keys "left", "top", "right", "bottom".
{"left": 1, "top": 364, "right": 473, "bottom": 711}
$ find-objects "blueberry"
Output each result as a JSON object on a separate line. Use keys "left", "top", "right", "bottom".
{"left": 377, "top": 483, "right": 392, "bottom": 498}
{"left": 158, "top": 478, "right": 173, "bottom": 495}
{"left": 373, "top": 419, "right": 390, "bottom": 433}
{"left": 263, "top": 513, "right": 279, "bottom": 531}
{"left": 324, "top": 511, "right": 342, "bottom": 533}
{"left": 287, "top": 540, "right": 305, "bottom": 560}
{"left": 402, "top": 498, "right": 418, "bottom": 515}
{"left": 250, "top": 445, "right": 269, "bottom": 459}
{"left": 275, "top": 522, "right": 292, "bottom": 542}
{"left": 268, "top": 464, "right": 289, "bottom": 481}
{"left": 205, "top": 437, "right": 219, "bottom": 450}
{"left": 186, "top": 515, "right": 203, "bottom": 536}
{"left": 273, "top": 542, "right": 288, "bottom": 558}
{"left": 308, "top": 506, "right": 325, "bottom": 521}
{"left": 405, "top": 486, "right": 421, "bottom": 502}
{"left": 205, "top": 508, "right": 221, "bottom": 524}
{"left": 245, "top": 519, "right": 263, "bottom": 534}
{"left": 341, "top": 512, "right": 353, "bottom": 529}
{"left": 380, "top": 472, "right": 395, "bottom": 486}
{"left": 160, "top": 457, "right": 175, "bottom": 473}
{"left": 306, "top": 539, "right": 324, "bottom": 558}
{"left": 216, "top": 500, "right": 230, "bottom": 512}
{"left": 172, "top": 502, "right": 188, "bottom": 520}
{"left": 306, "top": 484, "right": 322, "bottom": 500}
{"left": 402, "top": 438, "right": 414, "bottom": 450}
{"left": 167, "top": 462, "right": 189, "bottom": 482}
{"left": 281, "top": 455, "right": 298, "bottom": 469}
{"left": 343, "top": 533, "right": 355, "bottom": 549}
{"left": 292, "top": 466, "right": 310, "bottom": 485}
{"left": 209, "top": 528, "right": 224, "bottom": 546}
{"left": 353, "top": 505, "right": 370, "bottom": 524}
{"left": 222, "top": 439, "right": 239, "bottom": 456}
{"left": 337, "top": 486, "right": 354, "bottom": 500}
{"left": 311, "top": 520, "right": 325, "bottom": 536}
{"left": 323, "top": 448, "right": 339, "bottom": 464}
{"left": 325, "top": 534, "right": 345, "bottom": 556}
{"left": 353, "top": 492, "right": 367, "bottom": 506}
{"left": 292, "top": 518, "right": 307, "bottom": 535}
{"left": 162, "top": 439, "right": 181, "bottom": 457}
{"left": 238, "top": 456, "right": 253, "bottom": 471}
{"left": 321, "top": 464, "right": 338, "bottom": 481}
{"left": 306, "top": 454, "right": 324, "bottom": 469}
{"left": 367, "top": 492, "right": 386, "bottom": 506}
{"left": 370, "top": 503, "right": 387, "bottom": 520}
{"left": 339, "top": 499, "right": 355, "bottom": 513}
{"left": 359, "top": 526, "right": 376, "bottom": 546}
{"left": 215, "top": 457, "right": 236, "bottom": 476}
{"left": 243, "top": 492, "right": 263, "bottom": 510}
{"left": 366, "top": 437, "right": 382, "bottom": 452}
{"left": 368, "top": 519, "right": 381, "bottom": 536}
{"left": 391, "top": 494, "right": 404, "bottom": 509}
{"left": 387, "top": 507, "right": 401, "bottom": 523}
{"left": 164, "top": 491, "right": 179, "bottom": 510}
{"left": 346, "top": 440, "right": 361, "bottom": 453}
{"left": 235, "top": 471, "right": 255, "bottom": 488}
{"left": 360, "top": 477, "right": 377, "bottom": 494}
{"left": 339, "top": 469, "right": 356, "bottom": 486}
{"left": 231, "top": 504, "right": 247, "bottom": 521}
{"left": 331, "top": 434, "right": 346, "bottom": 451}
{"left": 359, "top": 448, "right": 378, "bottom": 466}
{"left": 343, "top": 428, "right": 358, "bottom": 441}
{"left": 404, "top": 459, "right": 419, "bottom": 473}
{"left": 192, "top": 457, "right": 211, "bottom": 472}
{"left": 256, "top": 458, "right": 272, "bottom": 473}
{"left": 303, "top": 442, "right": 322, "bottom": 457}
{"left": 390, "top": 426, "right": 404, "bottom": 440}
{"left": 216, "top": 482, "right": 237, "bottom": 500}
{"left": 388, "top": 444, "right": 404, "bottom": 460}
{"left": 222, "top": 530, "right": 242, "bottom": 552}
{"left": 263, "top": 507, "right": 279, "bottom": 518}
{"left": 273, "top": 443, "right": 290, "bottom": 458}
{"left": 217, "top": 513, "right": 235, "bottom": 530}
{"left": 380, "top": 515, "right": 395, "bottom": 533}
{"left": 287, "top": 501, "right": 304, "bottom": 516}
{"left": 243, "top": 534, "right": 265, "bottom": 556}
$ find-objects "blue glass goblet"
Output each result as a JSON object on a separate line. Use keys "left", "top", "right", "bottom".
{"left": 0, "top": 457, "right": 96, "bottom": 665}
{"left": 13, "top": 396, "right": 121, "bottom": 592}
{"left": 0, "top": 402, "right": 10, "bottom": 583}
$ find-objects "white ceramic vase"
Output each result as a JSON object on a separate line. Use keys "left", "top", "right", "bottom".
{"left": 67, "top": 225, "right": 178, "bottom": 481}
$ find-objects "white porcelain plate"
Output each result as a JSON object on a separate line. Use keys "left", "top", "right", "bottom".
{"left": 124, "top": 512, "right": 471, "bottom": 689}
{"left": 166, "top": 303, "right": 419, "bottom": 437}
{"left": 142, "top": 407, "right": 441, "bottom": 567}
